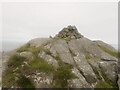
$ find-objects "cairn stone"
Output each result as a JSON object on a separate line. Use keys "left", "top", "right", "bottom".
{"left": 55, "top": 25, "right": 83, "bottom": 39}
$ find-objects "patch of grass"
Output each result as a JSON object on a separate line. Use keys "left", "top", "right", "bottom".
{"left": 2, "top": 71, "right": 16, "bottom": 88}
{"left": 98, "top": 45, "right": 119, "bottom": 58}
{"left": 2, "top": 54, "right": 26, "bottom": 88}
{"left": 53, "top": 63, "right": 75, "bottom": 88}
{"left": 29, "top": 57, "right": 54, "bottom": 73}
{"left": 17, "top": 44, "right": 52, "bottom": 57}
{"left": 17, "top": 75, "right": 35, "bottom": 89}
{"left": 51, "top": 54, "right": 76, "bottom": 88}
{"left": 17, "top": 46, "right": 40, "bottom": 55}
{"left": 17, "top": 44, "right": 30, "bottom": 52}
{"left": 95, "top": 81, "right": 113, "bottom": 88}
{"left": 85, "top": 53, "right": 92, "bottom": 59}
{"left": 7, "top": 54, "right": 26, "bottom": 69}
{"left": 17, "top": 43, "right": 41, "bottom": 56}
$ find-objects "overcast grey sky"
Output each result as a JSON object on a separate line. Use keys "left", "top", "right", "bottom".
{"left": 2, "top": 2, "right": 118, "bottom": 45}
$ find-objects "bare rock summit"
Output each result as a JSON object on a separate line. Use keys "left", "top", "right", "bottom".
{"left": 55, "top": 25, "right": 83, "bottom": 39}
{"left": 2, "top": 26, "right": 119, "bottom": 89}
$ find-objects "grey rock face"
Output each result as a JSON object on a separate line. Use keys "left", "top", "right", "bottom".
{"left": 38, "top": 51, "right": 59, "bottom": 68}
{"left": 99, "top": 61, "right": 118, "bottom": 84}
{"left": 100, "top": 52, "right": 118, "bottom": 61}
{"left": 51, "top": 39, "right": 74, "bottom": 65}
{"left": 69, "top": 68, "right": 91, "bottom": 88}
{"left": 73, "top": 54, "right": 97, "bottom": 84}
{"left": 2, "top": 26, "right": 119, "bottom": 89}
{"left": 29, "top": 72, "right": 53, "bottom": 88}
{"left": 28, "top": 38, "right": 52, "bottom": 48}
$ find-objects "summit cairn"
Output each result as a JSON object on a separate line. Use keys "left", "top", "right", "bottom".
{"left": 55, "top": 25, "right": 83, "bottom": 39}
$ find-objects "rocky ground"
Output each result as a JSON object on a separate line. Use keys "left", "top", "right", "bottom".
{"left": 2, "top": 25, "right": 119, "bottom": 89}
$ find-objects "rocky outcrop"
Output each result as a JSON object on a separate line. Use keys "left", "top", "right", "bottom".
{"left": 2, "top": 25, "right": 119, "bottom": 89}
{"left": 55, "top": 25, "right": 83, "bottom": 39}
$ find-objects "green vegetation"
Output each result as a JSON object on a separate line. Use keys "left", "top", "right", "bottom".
{"left": 53, "top": 55, "right": 76, "bottom": 88}
{"left": 3, "top": 53, "right": 54, "bottom": 88}
{"left": 2, "top": 71, "right": 16, "bottom": 87}
{"left": 17, "top": 44, "right": 30, "bottom": 52}
{"left": 17, "top": 75, "right": 35, "bottom": 89}
{"left": 3, "top": 44, "right": 76, "bottom": 88}
{"left": 17, "top": 44, "right": 40, "bottom": 55}
{"left": 17, "top": 44, "right": 52, "bottom": 57}
{"left": 85, "top": 53, "right": 92, "bottom": 59}
{"left": 53, "top": 64, "right": 74, "bottom": 88}
{"left": 98, "top": 45, "right": 119, "bottom": 58}
{"left": 28, "top": 57, "right": 54, "bottom": 73}
{"left": 2, "top": 54, "right": 27, "bottom": 88}
{"left": 95, "top": 81, "right": 113, "bottom": 88}
{"left": 7, "top": 54, "right": 26, "bottom": 69}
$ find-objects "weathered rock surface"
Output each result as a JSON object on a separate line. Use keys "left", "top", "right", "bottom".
{"left": 55, "top": 25, "right": 83, "bottom": 39}
{"left": 2, "top": 25, "right": 119, "bottom": 89}
{"left": 19, "top": 51, "right": 33, "bottom": 60}
{"left": 99, "top": 61, "right": 118, "bottom": 84}
{"left": 28, "top": 38, "right": 52, "bottom": 48}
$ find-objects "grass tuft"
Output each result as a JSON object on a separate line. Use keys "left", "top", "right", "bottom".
{"left": 7, "top": 54, "right": 26, "bottom": 69}
{"left": 85, "top": 53, "right": 92, "bottom": 59}
{"left": 95, "top": 81, "right": 113, "bottom": 88}
{"left": 53, "top": 63, "right": 75, "bottom": 88}
{"left": 17, "top": 75, "right": 35, "bottom": 89}
{"left": 28, "top": 57, "right": 54, "bottom": 73}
